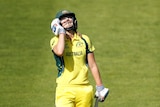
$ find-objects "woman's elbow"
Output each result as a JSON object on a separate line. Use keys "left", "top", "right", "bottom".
{"left": 53, "top": 49, "right": 64, "bottom": 56}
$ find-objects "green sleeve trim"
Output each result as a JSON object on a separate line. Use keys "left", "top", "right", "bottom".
{"left": 53, "top": 52, "right": 65, "bottom": 77}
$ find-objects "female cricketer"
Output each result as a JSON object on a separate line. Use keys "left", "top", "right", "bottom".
{"left": 50, "top": 10, "right": 109, "bottom": 107}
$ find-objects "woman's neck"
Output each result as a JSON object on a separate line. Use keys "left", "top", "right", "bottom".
{"left": 66, "top": 30, "right": 76, "bottom": 39}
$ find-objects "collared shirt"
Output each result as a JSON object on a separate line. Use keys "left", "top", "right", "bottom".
{"left": 50, "top": 33, "right": 95, "bottom": 85}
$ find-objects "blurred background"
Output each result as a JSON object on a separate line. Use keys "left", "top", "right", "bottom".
{"left": 0, "top": 0, "right": 159, "bottom": 107}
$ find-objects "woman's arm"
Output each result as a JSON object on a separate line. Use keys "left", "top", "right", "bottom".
{"left": 88, "top": 52, "right": 109, "bottom": 102}
{"left": 53, "top": 34, "right": 65, "bottom": 56}
{"left": 87, "top": 52, "right": 103, "bottom": 86}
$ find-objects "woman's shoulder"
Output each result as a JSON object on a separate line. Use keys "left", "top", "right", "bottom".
{"left": 50, "top": 36, "right": 58, "bottom": 41}
{"left": 81, "top": 34, "right": 91, "bottom": 41}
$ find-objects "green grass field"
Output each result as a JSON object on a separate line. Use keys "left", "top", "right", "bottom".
{"left": 0, "top": 0, "right": 159, "bottom": 107}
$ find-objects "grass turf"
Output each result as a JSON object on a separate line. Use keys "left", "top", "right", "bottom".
{"left": 0, "top": 0, "right": 159, "bottom": 107}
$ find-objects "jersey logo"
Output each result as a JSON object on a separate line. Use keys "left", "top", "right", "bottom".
{"left": 76, "top": 41, "right": 83, "bottom": 47}
{"left": 66, "top": 51, "right": 83, "bottom": 56}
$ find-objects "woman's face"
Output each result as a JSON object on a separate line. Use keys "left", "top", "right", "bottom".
{"left": 60, "top": 16, "right": 73, "bottom": 29}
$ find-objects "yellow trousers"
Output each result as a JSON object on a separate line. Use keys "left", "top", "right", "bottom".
{"left": 55, "top": 85, "right": 93, "bottom": 107}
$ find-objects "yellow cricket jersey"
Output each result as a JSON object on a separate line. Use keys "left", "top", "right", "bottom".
{"left": 50, "top": 33, "right": 95, "bottom": 85}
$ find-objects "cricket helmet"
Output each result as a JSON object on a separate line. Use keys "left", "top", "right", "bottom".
{"left": 55, "top": 10, "right": 77, "bottom": 31}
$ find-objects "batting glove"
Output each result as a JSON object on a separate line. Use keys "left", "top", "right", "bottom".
{"left": 51, "top": 18, "right": 66, "bottom": 35}
{"left": 95, "top": 85, "right": 109, "bottom": 102}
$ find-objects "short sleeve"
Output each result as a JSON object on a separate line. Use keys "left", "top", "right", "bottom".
{"left": 82, "top": 34, "right": 95, "bottom": 52}
{"left": 50, "top": 36, "right": 58, "bottom": 49}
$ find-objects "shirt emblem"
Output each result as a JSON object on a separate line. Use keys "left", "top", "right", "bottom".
{"left": 76, "top": 41, "right": 83, "bottom": 47}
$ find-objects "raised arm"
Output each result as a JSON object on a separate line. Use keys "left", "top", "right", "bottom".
{"left": 51, "top": 18, "right": 66, "bottom": 56}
